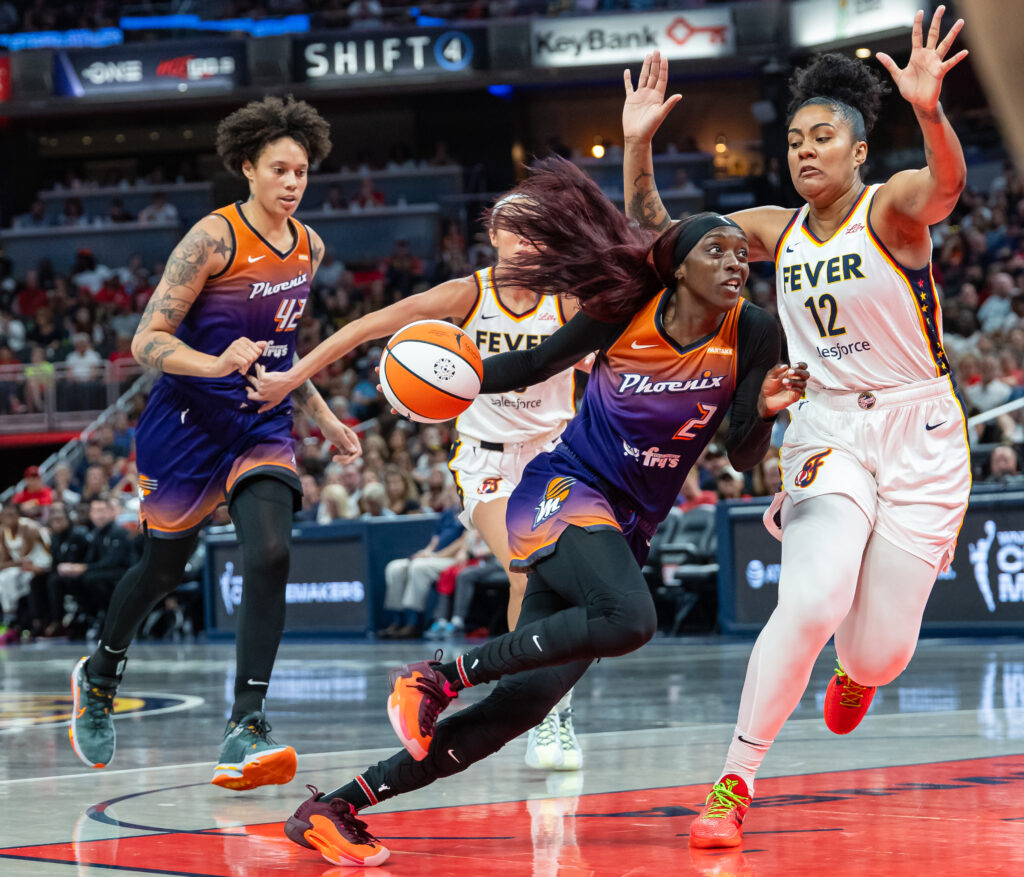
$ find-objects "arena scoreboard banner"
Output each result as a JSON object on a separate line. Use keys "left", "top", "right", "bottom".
{"left": 789, "top": 0, "right": 919, "bottom": 49}
{"left": 294, "top": 27, "right": 487, "bottom": 84}
{"left": 205, "top": 526, "right": 369, "bottom": 635}
{"left": 202, "top": 515, "right": 438, "bottom": 636}
{"left": 530, "top": 10, "right": 734, "bottom": 68}
{"left": 53, "top": 39, "right": 246, "bottom": 98}
{"left": 718, "top": 490, "right": 1024, "bottom": 634}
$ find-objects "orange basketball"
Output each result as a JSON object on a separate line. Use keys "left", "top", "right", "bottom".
{"left": 379, "top": 320, "right": 484, "bottom": 423}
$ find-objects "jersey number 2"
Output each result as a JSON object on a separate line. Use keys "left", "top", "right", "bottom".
{"left": 674, "top": 404, "right": 718, "bottom": 440}
{"left": 273, "top": 298, "right": 306, "bottom": 332}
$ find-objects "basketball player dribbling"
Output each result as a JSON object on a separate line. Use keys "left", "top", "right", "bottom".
{"left": 621, "top": 6, "right": 971, "bottom": 847}
{"left": 68, "top": 96, "right": 361, "bottom": 790}
{"left": 278, "top": 158, "right": 808, "bottom": 868}
{"left": 250, "top": 193, "right": 589, "bottom": 771}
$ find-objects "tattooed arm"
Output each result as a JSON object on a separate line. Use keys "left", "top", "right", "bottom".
{"left": 291, "top": 360, "right": 362, "bottom": 463}
{"left": 308, "top": 226, "right": 325, "bottom": 276}
{"left": 622, "top": 52, "right": 679, "bottom": 232}
{"left": 132, "top": 215, "right": 265, "bottom": 376}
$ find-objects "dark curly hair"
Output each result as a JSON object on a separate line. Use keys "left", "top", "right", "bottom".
{"left": 216, "top": 95, "right": 332, "bottom": 178}
{"left": 787, "top": 52, "right": 888, "bottom": 141}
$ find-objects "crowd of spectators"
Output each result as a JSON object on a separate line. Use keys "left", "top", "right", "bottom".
{"left": 2, "top": 146, "right": 1024, "bottom": 647}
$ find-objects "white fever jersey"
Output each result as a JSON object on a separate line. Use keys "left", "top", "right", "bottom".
{"left": 774, "top": 184, "right": 951, "bottom": 391}
{"left": 455, "top": 266, "right": 576, "bottom": 443}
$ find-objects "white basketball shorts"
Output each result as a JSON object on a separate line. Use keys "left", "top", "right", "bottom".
{"left": 448, "top": 429, "right": 562, "bottom": 529}
{"left": 765, "top": 376, "right": 972, "bottom": 571}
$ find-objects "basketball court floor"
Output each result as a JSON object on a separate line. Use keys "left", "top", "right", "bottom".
{"left": 2, "top": 636, "right": 1023, "bottom": 876}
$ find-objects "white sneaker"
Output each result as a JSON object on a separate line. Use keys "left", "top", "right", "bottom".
{"left": 525, "top": 709, "right": 562, "bottom": 770}
{"left": 557, "top": 708, "right": 583, "bottom": 771}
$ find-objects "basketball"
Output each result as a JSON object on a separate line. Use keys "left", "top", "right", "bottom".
{"left": 379, "top": 319, "right": 484, "bottom": 423}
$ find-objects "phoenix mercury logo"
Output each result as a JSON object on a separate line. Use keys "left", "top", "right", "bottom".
{"left": 616, "top": 370, "right": 724, "bottom": 396}
{"left": 248, "top": 273, "right": 308, "bottom": 299}
{"left": 533, "top": 476, "right": 575, "bottom": 529}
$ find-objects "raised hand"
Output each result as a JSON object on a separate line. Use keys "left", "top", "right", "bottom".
{"left": 622, "top": 51, "right": 682, "bottom": 143}
{"left": 758, "top": 362, "right": 809, "bottom": 418}
{"left": 211, "top": 337, "right": 267, "bottom": 378}
{"left": 876, "top": 5, "right": 967, "bottom": 113}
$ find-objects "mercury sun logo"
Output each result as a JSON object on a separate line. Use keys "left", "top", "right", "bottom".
{"left": 533, "top": 476, "right": 575, "bottom": 529}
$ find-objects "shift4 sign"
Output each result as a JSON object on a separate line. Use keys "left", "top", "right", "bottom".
{"left": 299, "top": 28, "right": 479, "bottom": 80}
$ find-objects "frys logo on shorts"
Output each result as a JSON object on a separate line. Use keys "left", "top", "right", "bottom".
{"left": 970, "top": 521, "right": 1024, "bottom": 612}
{"left": 793, "top": 449, "right": 832, "bottom": 488}
{"left": 533, "top": 476, "right": 576, "bottom": 530}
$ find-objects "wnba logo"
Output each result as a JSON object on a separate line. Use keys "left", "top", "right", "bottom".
{"left": 794, "top": 449, "right": 832, "bottom": 488}
{"left": 970, "top": 521, "right": 1024, "bottom": 612}
{"left": 533, "top": 476, "right": 575, "bottom": 529}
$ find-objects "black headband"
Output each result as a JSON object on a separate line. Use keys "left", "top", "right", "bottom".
{"left": 672, "top": 213, "right": 744, "bottom": 269}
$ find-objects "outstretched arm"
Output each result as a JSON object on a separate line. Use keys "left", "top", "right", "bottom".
{"left": 874, "top": 7, "right": 969, "bottom": 234}
{"left": 622, "top": 51, "right": 681, "bottom": 232}
{"left": 481, "top": 312, "right": 623, "bottom": 394}
{"left": 248, "top": 275, "right": 479, "bottom": 410}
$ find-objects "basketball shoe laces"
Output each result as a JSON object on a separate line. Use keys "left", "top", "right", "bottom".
{"left": 82, "top": 684, "right": 115, "bottom": 731}
{"left": 305, "top": 785, "right": 381, "bottom": 846}
{"left": 835, "top": 660, "right": 871, "bottom": 709}
{"left": 537, "top": 712, "right": 558, "bottom": 748}
{"left": 703, "top": 778, "right": 748, "bottom": 819}
{"left": 409, "top": 651, "right": 458, "bottom": 738}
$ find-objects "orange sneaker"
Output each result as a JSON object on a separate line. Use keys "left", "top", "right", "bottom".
{"left": 823, "top": 660, "right": 876, "bottom": 734}
{"left": 689, "top": 775, "right": 751, "bottom": 849}
{"left": 387, "top": 652, "right": 459, "bottom": 760}
{"left": 285, "top": 785, "right": 389, "bottom": 867}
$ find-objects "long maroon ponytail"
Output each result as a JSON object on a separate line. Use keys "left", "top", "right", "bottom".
{"left": 486, "top": 156, "right": 687, "bottom": 323}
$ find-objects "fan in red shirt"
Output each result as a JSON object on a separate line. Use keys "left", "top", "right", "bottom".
{"left": 13, "top": 466, "right": 53, "bottom": 513}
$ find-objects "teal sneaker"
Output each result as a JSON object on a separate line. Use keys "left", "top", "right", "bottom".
{"left": 69, "top": 656, "right": 118, "bottom": 768}
{"left": 211, "top": 711, "right": 297, "bottom": 791}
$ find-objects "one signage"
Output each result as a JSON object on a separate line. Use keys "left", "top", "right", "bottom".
{"left": 296, "top": 27, "right": 486, "bottom": 83}
{"left": 721, "top": 493, "right": 1024, "bottom": 631}
{"left": 790, "top": 0, "right": 918, "bottom": 49}
{"left": 53, "top": 40, "right": 245, "bottom": 98}
{"left": 531, "top": 10, "right": 734, "bottom": 68}
{"left": 207, "top": 535, "right": 369, "bottom": 634}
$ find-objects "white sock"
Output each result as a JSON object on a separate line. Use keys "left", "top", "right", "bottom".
{"left": 450, "top": 615, "right": 464, "bottom": 628}
{"left": 721, "top": 728, "right": 772, "bottom": 796}
{"left": 554, "top": 687, "right": 573, "bottom": 714}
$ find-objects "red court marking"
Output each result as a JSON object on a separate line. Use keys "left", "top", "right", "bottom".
{"left": 4, "top": 755, "right": 1024, "bottom": 876}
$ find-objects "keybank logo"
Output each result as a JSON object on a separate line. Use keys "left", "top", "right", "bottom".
{"left": 745, "top": 559, "right": 780, "bottom": 590}
{"left": 970, "top": 521, "right": 1024, "bottom": 612}
{"left": 219, "top": 561, "right": 366, "bottom": 615}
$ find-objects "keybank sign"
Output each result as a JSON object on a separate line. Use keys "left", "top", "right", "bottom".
{"left": 532, "top": 11, "right": 734, "bottom": 68}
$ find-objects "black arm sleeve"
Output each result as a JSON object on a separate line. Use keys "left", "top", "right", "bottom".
{"left": 725, "top": 304, "right": 783, "bottom": 471}
{"left": 480, "top": 311, "right": 627, "bottom": 394}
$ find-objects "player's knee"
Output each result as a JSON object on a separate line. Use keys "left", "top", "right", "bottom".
{"left": 258, "top": 534, "right": 290, "bottom": 579}
{"left": 588, "top": 590, "right": 657, "bottom": 656}
{"left": 840, "top": 642, "right": 916, "bottom": 687}
{"left": 778, "top": 585, "right": 851, "bottom": 641}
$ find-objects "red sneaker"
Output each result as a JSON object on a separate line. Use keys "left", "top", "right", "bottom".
{"left": 689, "top": 774, "right": 751, "bottom": 849}
{"left": 285, "top": 785, "right": 389, "bottom": 867}
{"left": 823, "top": 660, "right": 876, "bottom": 734}
{"left": 387, "top": 652, "right": 458, "bottom": 760}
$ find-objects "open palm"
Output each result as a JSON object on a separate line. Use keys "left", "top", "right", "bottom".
{"left": 877, "top": 5, "right": 967, "bottom": 112}
{"left": 622, "top": 51, "right": 682, "bottom": 142}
